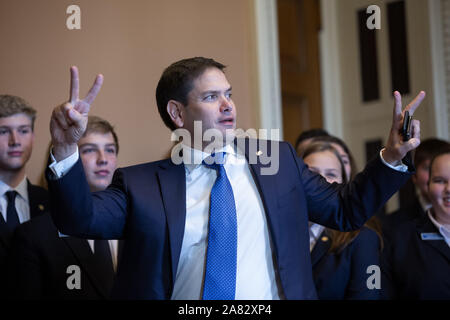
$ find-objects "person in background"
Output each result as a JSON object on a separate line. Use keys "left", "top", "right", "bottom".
{"left": 300, "top": 141, "right": 383, "bottom": 300}
{"left": 382, "top": 146, "right": 450, "bottom": 299}
{"left": 295, "top": 128, "right": 329, "bottom": 156}
{"left": 0, "top": 94, "right": 48, "bottom": 298}
{"left": 9, "top": 115, "right": 122, "bottom": 299}
{"left": 383, "top": 138, "right": 450, "bottom": 239}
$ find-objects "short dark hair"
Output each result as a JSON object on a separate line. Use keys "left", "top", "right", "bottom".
{"left": 294, "top": 128, "right": 329, "bottom": 151}
{"left": 0, "top": 94, "right": 37, "bottom": 130}
{"left": 83, "top": 115, "right": 119, "bottom": 154}
{"left": 428, "top": 145, "right": 450, "bottom": 180}
{"left": 155, "top": 57, "right": 226, "bottom": 131}
{"left": 414, "top": 138, "right": 450, "bottom": 167}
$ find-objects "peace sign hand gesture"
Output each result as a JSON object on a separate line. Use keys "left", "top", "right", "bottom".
{"left": 382, "top": 90, "right": 425, "bottom": 165}
{"left": 50, "top": 66, "right": 103, "bottom": 161}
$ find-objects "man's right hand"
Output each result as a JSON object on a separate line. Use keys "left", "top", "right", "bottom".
{"left": 50, "top": 66, "right": 103, "bottom": 161}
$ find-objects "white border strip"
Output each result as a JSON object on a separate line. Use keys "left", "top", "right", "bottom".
{"left": 319, "top": 0, "right": 344, "bottom": 138}
{"left": 428, "top": 0, "right": 449, "bottom": 139}
{"left": 253, "top": 0, "right": 283, "bottom": 139}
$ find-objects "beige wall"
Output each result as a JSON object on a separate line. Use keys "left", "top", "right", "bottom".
{"left": 0, "top": 0, "right": 259, "bottom": 185}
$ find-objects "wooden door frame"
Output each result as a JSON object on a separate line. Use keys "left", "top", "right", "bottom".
{"left": 251, "top": 0, "right": 343, "bottom": 140}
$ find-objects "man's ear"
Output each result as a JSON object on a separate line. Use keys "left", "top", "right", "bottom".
{"left": 167, "top": 100, "right": 184, "bottom": 128}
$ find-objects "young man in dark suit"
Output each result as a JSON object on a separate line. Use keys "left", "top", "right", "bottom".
{"left": 0, "top": 95, "right": 48, "bottom": 298}
{"left": 46, "top": 57, "right": 424, "bottom": 299}
{"left": 10, "top": 116, "right": 121, "bottom": 299}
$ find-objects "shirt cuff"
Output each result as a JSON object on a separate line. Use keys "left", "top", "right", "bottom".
{"left": 379, "top": 148, "right": 408, "bottom": 173}
{"left": 49, "top": 147, "right": 79, "bottom": 178}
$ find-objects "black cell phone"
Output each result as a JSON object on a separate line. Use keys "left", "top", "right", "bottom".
{"left": 402, "top": 110, "right": 412, "bottom": 141}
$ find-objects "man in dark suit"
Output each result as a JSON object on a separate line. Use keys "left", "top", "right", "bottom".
{"left": 10, "top": 116, "right": 121, "bottom": 299}
{"left": 46, "top": 57, "right": 425, "bottom": 299}
{"left": 0, "top": 95, "right": 48, "bottom": 298}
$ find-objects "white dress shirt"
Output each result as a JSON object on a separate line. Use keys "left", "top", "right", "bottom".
{"left": 0, "top": 177, "right": 30, "bottom": 224}
{"left": 308, "top": 222, "right": 325, "bottom": 252}
{"left": 427, "top": 209, "right": 450, "bottom": 248}
{"left": 170, "top": 143, "right": 280, "bottom": 300}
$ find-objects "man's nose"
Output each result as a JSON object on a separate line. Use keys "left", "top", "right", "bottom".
{"left": 8, "top": 131, "right": 20, "bottom": 146}
{"left": 97, "top": 151, "right": 108, "bottom": 165}
{"left": 219, "top": 95, "right": 233, "bottom": 113}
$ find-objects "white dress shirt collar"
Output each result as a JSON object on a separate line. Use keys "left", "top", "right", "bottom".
{"left": 427, "top": 209, "right": 450, "bottom": 247}
{"left": 0, "top": 176, "right": 29, "bottom": 202}
{"left": 181, "top": 142, "right": 238, "bottom": 174}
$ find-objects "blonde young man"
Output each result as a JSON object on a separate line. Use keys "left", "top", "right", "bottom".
{"left": 0, "top": 95, "right": 48, "bottom": 298}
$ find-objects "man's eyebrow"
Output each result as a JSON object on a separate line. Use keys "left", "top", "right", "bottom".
{"left": 202, "top": 87, "right": 232, "bottom": 95}
{"left": 79, "top": 143, "right": 98, "bottom": 148}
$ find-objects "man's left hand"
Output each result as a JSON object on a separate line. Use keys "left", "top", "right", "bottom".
{"left": 382, "top": 90, "right": 425, "bottom": 165}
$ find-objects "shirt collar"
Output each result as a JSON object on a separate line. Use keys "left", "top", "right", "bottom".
{"left": 181, "top": 142, "right": 238, "bottom": 174}
{"left": 0, "top": 176, "right": 29, "bottom": 202}
{"left": 427, "top": 209, "right": 450, "bottom": 239}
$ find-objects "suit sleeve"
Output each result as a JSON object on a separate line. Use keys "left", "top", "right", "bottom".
{"left": 286, "top": 142, "right": 413, "bottom": 231}
{"left": 46, "top": 157, "right": 127, "bottom": 239}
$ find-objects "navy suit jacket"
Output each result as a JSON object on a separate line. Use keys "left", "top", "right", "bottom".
{"left": 47, "top": 140, "right": 412, "bottom": 299}
{"left": 9, "top": 213, "right": 122, "bottom": 299}
{"left": 0, "top": 182, "right": 48, "bottom": 299}
{"left": 381, "top": 214, "right": 450, "bottom": 299}
{"left": 311, "top": 227, "right": 381, "bottom": 300}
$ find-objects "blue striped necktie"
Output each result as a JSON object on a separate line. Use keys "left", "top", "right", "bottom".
{"left": 202, "top": 152, "right": 237, "bottom": 300}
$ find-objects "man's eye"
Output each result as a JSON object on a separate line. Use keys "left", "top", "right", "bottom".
{"left": 106, "top": 148, "right": 116, "bottom": 154}
{"left": 19, "top": 129, "right": 30, "bottom": 134}
{"left": 204, "top": 95, "right": 217, "bottom": 101}
{"left": 0, "top": 130, "right": 8, "bottom": 135}
{"left": 226, "top": 93, "right": 232, "bottom": 99}
{"left": 81, "top": 148, "right": 95, "bottom": 154}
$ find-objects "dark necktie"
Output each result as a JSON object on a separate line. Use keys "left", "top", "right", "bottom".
{"left": 202, "top": 152, "right": 237, "bottom": 300}
{"left": 94, "top": 240, "right": 115, "bottom": 292}
{"left": 5, "top": 191, "right": 20, "bottom": 231}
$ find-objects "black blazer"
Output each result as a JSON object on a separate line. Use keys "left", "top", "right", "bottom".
{"left": 9, "top": 213, "right": 123, "bottom": 299}
{"left": 381, "top": 197, "right": 426, "bottom": 243}
{"left": 311, "top": 227, "right": 382, "bottom": 300}
{"left": 0, "top": 182, "right": 48, "bottom": 299}
{"left": 381, "top": 214, "right": 450, "bottom": 299}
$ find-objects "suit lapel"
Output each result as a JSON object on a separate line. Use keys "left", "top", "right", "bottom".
{"left": 311, "top": 230, "right": 331, "bottom": 266}
{"left": 156, "top": 160, "right": 186, "bottom": 286}
{"left": 27, "top": 181, "right": 47, "bottom": 219}
{"left": 62, "top": 237, "right": 110, "bottom": 298}
{"left": 417, "top": 217, "right": 450, "bottom": 264}
{"left": 239, "top": 139, "right": 283, "bottom": 248}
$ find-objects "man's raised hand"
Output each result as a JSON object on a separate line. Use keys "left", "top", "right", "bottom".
{"left": 50, "top": 66, "right": 103, "bottom": 161}
{"left": 382, "top": 90, "right": 425, "bottom": 165}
